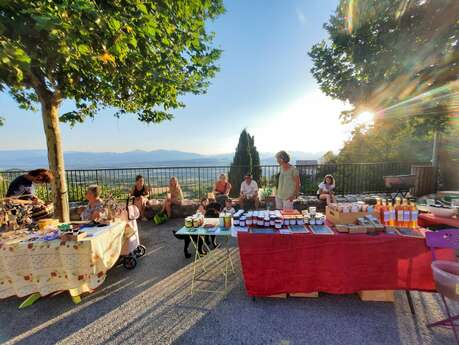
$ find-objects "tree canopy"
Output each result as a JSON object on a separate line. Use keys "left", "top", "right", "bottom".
{"left": 228, "top": 129, "right": 261, "bottom": 197}
{"left": 0, "top": 0, "right": 224, "bottom": 220}
{"left": 0, "top": 0, "right": 224, "bottom": 123}
{"left": 309, "top": 0, "right": 458, "bottom": 133}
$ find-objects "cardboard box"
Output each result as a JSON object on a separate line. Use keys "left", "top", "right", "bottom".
{"left": 289, "top": 292, "right": 319, "bottom": 298}
{"left": 326, "top": 207, "right": 376, "bottom": 225}
{"left": 266, "top": 294, "right": 287, "bottom": 298}
{"left": 358, "top": 290, "right": 395, "bottom": 302}
{"left": 335, "top": 224, "right": 350, "bottom": 233}
{"left": 348, "top": 225, "right": 367, "bottom": 234}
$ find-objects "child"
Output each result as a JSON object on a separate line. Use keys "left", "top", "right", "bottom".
{"left": 223, "top": 199, "right": 235, "bottom": 215}
{"left": 197, "top": 197, "right": 209, "bottom": 215}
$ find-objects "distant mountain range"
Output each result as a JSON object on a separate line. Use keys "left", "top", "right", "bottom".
{"left": 0, "top": 149, "right": 324, "bottom": 170}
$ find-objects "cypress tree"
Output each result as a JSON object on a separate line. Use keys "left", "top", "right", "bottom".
{"left": 249, "top": 134, "right": 262, "bottom": 184}
{"left": 228, "top": 129, "right": 261, "bottom": 197}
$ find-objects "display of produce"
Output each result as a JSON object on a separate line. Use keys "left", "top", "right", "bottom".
{"left": 184, "top": 213, "right": 205, "bottom": 228}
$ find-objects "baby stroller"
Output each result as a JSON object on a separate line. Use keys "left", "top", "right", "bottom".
{"left": 120, "top": 197, "right": 146, "bottom": 269}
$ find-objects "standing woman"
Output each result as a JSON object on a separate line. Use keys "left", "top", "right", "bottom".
{"left": 162, "top": 176, "right": 183, "bottom": 218}
{"left": 275, "top": 151, "right": 300, "bottom": 210}
{"left": 317, "top": 174, "right": 336, "bottom": 205}
{"left": 131, "top": 175, "right": 150, "bottom": 220}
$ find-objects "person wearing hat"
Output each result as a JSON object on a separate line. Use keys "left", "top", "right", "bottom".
{"left": 275, "top": 151, "right": 300, "bottom": 210}
{"left": 239, "top": 174, "right": 259, "bottom": 209}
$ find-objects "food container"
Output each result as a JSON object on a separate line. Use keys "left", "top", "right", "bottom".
{"left": 38, "top": 218, "right": 59, "bottom": 231}
{"left": 283, "top": 218, "right": 289, "bottom": 226}
{"left": 431, "top": 260, "right": 459, "bottom": 301}
{"left": 223, "top": 214, "right": 232, "bottom": 228}
{"left": 185, "top": 217, "right": 193, "bottom": 228}
{"left": 309, "top": 207, "right": 316, "bottom": 216}
{"left": 426, "top": 206, "right": 457, "bottom": 218}
{"left": 240, "top": 216, "right": 246, "bottom": 227}
{"left": 246, "top": 218, "right": 252, "bottom": 226}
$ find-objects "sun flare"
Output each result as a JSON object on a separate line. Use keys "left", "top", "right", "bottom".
{"left": 355, "top": 111, "right": 374, "bottom": 126}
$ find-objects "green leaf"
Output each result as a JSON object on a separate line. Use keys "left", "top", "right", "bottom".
{"left": 108, "top": 18, "right": 121, "bottom": 31}
{"left": 77, "top": 44, "right": 91, "bottom": 54}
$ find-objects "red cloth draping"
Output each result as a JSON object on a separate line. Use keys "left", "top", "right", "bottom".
{"left": 237, "top": 231, "right": 455, "bottom": 297}
{"left": 418, "top": 213, "right": 459, "bottom": 228}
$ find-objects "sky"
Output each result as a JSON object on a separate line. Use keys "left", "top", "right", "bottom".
{"left": 0, "top": 0, "right": 356, "bottom": 155}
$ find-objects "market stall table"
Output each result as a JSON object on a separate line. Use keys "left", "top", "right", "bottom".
{"left": 175, "top": 224, "right": 235, "bottom": 294}
{"left": 238, "top": 229, "right": 455, "bottom": 298}
{"left": 418, "top": 213, "right": 459, "bottom": 229}
{"left": 0, "top": 222, "right": 126, "bottom": 306}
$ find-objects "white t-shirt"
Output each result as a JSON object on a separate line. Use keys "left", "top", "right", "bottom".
{"left": 318, "top": 182, "right": 335, "bottom": 194}
{"left": 223, "top": 207, "right": 236, "bottom": 215}
{"left": 240, "top": 180, "right": 258, "bottom": 198}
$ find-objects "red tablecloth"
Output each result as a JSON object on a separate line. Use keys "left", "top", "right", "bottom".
{"left": 418, "top": 213, "right": 459, "bottom": 228}
{"left": 238, "top": 231, "right": 455, "bottom": 297}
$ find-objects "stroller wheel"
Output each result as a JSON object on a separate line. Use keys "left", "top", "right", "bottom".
{"left": 123, "top": 256, "right": 137, "bottom": 270}
{"left": 135, "top": 245, "right": 146, "bottom": 258}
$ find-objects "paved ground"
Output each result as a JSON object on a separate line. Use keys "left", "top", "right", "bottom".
{"left": 0, "top": 219, "right": 457, "bottom": 345}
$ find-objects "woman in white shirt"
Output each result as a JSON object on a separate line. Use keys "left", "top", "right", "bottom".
{"left": 239, "top": 174, "right": 259, "bottom": 209}
{"left": 317, "top": 174, "right": 336, "bottom": 205}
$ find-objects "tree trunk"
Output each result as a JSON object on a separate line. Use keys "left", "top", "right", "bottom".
{"left": 41, "top": 98, "right": 70, "bottom": 222}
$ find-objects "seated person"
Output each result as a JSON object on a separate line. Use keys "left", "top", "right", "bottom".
{"left": 80, "top": 185, "right": 105, "bottom": 221}
{"left": 239, "top": 174, "right": 259, "bottom": 210}
{"left": 131, "top": 175, "right": 150, "bottom": 220}
{"left": 197, "top": 196, "right": 209, "bottom": 215}
{"left": 6, "top": 168, "right": 53, "bottom": 203}
{"left": 161, "top": 177, "right": 183, "bottom": 218}
{"left": 223, "top": 199, "right": 235, "bottom": 215}
{"left": 317, "top": 174, "right": 337, "bottom": 206}
{"left": 213, "top": 174, "right": 232, "bottom": 206}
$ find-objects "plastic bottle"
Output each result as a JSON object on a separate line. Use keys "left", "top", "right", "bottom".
{"left": 388, "top": 201, "right": 396, "bottom": 226}
{"left": 402, "top": 199, "right": 410, "bottom": 228}
{"left": 410, "top": 200, "right": 419, "bottom": 229}
{"left": 380, "top": 199, "right": 387, "bottom": 224}
{"left": 395, "top": 197, "right": 403, "bottom": 227}
{"left": 375, "top": 198, "right": 382, "bottom": 216}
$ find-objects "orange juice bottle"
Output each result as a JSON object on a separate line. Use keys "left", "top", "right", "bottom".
{"left": 395, "top": 197, "right": 402, "bottom": 227}
{"left": 374, "top": 198, "right": 382, "bottom": 216}
{"left": 380, "top": 199, "right": 388, "bottom": 224}
{"left": 388, "top": 201, "right": 396, "bottom": 226}
{"left": 409, "top": 200, "right": 418, "bottom": 229}
{"left": 402, "top": 199, "right": 410, "bottom": 228}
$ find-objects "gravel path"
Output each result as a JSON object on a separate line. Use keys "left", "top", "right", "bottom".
{"left": 0, "top": 219, "right": 456, "bottom": 345}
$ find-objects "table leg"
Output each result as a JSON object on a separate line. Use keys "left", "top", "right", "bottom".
{"left": 189, "top": 234, "right": 209, "bottom": 295}
{"left": 18, "top": 292, "right": 41, "bottom": 309}
{"left": 188, "top": 234, "right": 235, "bottom": 294}
{"left": 69, "top": 288, "right": 82, "bottom": 304}
{"left": 405, "top": 290, "right": 415, "bottom": 315}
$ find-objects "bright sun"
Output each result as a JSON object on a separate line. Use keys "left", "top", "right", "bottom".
{"left": 355, "top": 111, "right": 374, "bottom": 126}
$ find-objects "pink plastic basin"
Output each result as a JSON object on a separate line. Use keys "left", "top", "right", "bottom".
{"left": 432, "top": 260, "right": 459, "bottom": 301}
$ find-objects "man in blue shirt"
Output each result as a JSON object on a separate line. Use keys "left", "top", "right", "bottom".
{"left": 6, "top": 169, "right": 53, "bottom": 201}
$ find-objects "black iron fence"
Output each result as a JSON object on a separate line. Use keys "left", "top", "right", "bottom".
{"left": 0, "top": 162, "right": 421, "bottom": 202}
